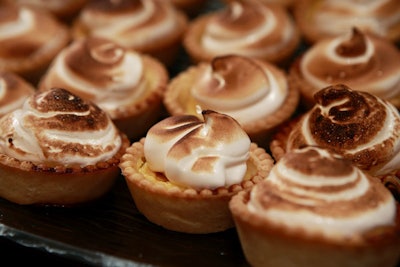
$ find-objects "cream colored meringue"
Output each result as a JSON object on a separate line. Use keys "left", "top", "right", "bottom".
{"left": 0, "top": 88, "right": 122, "bottom": 167}
{"left": 144, "top": 110, "right": 251, "bottom": 190}
{"left": 247, "top": 146, "right": 397, "bottom": 240}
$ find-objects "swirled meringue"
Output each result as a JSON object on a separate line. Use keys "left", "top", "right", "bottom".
{"left": 286, "top": 84, "right": 400, "bottom": 177}
{"left": 0, "top": 4, "right": 69, "bottom": 83}
{"left": 294, "top": 0, "right": 400, "bottom": 43}
{"left": 292, "top": 28, "right": 400, "bottom": 107}
{"left": 164, "top": 55, "right": 299, "bottom": 148}
{"left": 183, "top": 1, "right": 300, "bottom": 64}
{"left": 247, "top": 146, "right": 397, "bottom": 240}
{"left": 0, "top": 71, "right": 34, "bottom": 117}
{"left": 190, "top": 55, "right": 288, "bottom": 124}
{"left": 40, "top": 37, "right": 146, "bottom": 118}
{"left": 72, "top": 0, "right": 188, "bottom": 65}
{"left": 0, "top": 88, "right": 123, "bottom": 167}
{"left": 144, "top": 110, "right": 251, "bottom": 190}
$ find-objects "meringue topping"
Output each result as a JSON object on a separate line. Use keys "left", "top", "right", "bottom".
{"left": 286, "top": 84, "right": 400, "bottom": 176}
{"left": 78, "top": 0, "right": 182, "bottom": 49}
{"left": 299, "top": 29, "right": 400, "bottom": 101}
{"left": 201, "top": 2, "right": 296, "bottom": 59}
{"left": 191, "top": 55, "right": 288, "bottom": 124}
{"left": 0, "top": 71, "right": 34, "bottom": 116}
{"left": 144, "top": 110, "right": 251, "bottom": 190}
{"left": 303, "top": 0, "right": 400, "bottom": 41}
{"left": 0, "top": 88, "right": 122, "bottom": 167}
{"left": 41, "top": 37, "right": 146, "bottom": 118}
{"left": 247, "top": 146, "right": 397, "bottom": 240}
{"left": 0, "top": 5, "right": 67, "bottom": 59}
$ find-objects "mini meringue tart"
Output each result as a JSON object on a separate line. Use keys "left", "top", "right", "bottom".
{"left": 164, "top": 55, "right": 299, "bottom": 149}
{"left": 229, "top": 146, "right": 400, "bottom": 267}
{"left": 11, "top": 0, "right": 88, "bottom": 22}
{"left": 293, "top": 0, "right": 400, "bottom": 44}
{"left": 0, "top": 3, "right": 70, "bottom": 86}
{"left": 71, "top": 0, "right": 188, "bottom": 67}
{"left": 270, "top": 84, "right": 400, "bottom": 199}
{"left": 0, "top": 71, "right": 35, "bottom": 117}
{"left": 38, "top": 36, "right": 169, "bottom": 140}
{"left": 289, "top": 28, "right": 400, "bottom": 109}
{"left": 183, "top": 0, "right": 300, "bottom": 66}
{"left": 0, "top": 88, "right": 130, "bottom": 206}
{"left": 119, "top": 110, "right": 274, "bottom": 234}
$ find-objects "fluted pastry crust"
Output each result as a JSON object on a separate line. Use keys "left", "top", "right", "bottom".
{"left": 183, "top": 1, "right": 300, "bottom": 65}
{"left": 0, "top": 88, "right": 130, "bottom": 205}
{"left": 71, "top": 0, "right": 188, "bottom": 66}
{"left": 39, "top": 36, "right": 169, "bottom": 140}
{"left": 164, "top": 55, "right": 299, "bottom": 148}
{"left": 289, "top": 28, "right": 400, "bottom": 109}
{"left": 0, "top": 71, "right": 35, "bottom": 117}
{"left": 294, "top": 0, "right": 400, "bottom": 44}
{"left": 230, "top": 146, "right": 400, "bottom": 267}
{"left": 0, "top": 4, "right": 70, "bottom": 85}
{"left": 120, "top": 111, "right": 274, "bottom": 233}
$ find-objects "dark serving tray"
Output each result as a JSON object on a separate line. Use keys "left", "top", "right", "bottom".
{"left": 0, "top": 176, "right": 249, "bottom": 267}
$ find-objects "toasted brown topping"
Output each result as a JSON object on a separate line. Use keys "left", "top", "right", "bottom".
{"left": 335, "top": 28, "right": 367, "bottom": 58}
{"left": 311, "top": 84, "right": 386, "bottom": 150}
{"left": 65, "top": 37, "right": 125, "bottom": 85}
{"left": 198, "top": 55, "right": 269, "bottom": 101}
{"left": 29, "top": 88, "right": 108, "bottom": 131}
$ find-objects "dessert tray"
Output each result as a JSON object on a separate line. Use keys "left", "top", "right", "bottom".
{"left": 0, "top": 176, "right": 248, "bottom": 267}
{"left": 0, "top": 2, "right": 250, "bottom": 266}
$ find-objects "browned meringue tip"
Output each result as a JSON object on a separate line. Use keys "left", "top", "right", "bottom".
{"left": 119, "top": 138, "right": 274, "bottom": 233}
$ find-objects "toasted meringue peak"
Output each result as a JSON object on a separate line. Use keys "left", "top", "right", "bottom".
{"left": 287, "top": 84, "right": 400, "bottom": 176}
{"left": 191, "top": 55, "right": 288, "bottom": 124}
{"left": 299, "top": 28, "right": 400, "bottom": 103}
{"left": 0, "top": 88, "right": 122, "bottom": 167}
{"left": 65, "top": 37, "right": 126, "bottom": 82}
{"left": 335, "top": 28, "right": 367, "bottom": 57}
{"left": 248, "top": 146, "right": 397, "bottom": 240}
{"left": 0, "top": 4, "right": 67, "bottom": 59}
{"left": 295, "top": 0, "right": 400, "bottom": 43}
{"left": 144, "top": 110, "right": 251, "bottom": 190}
{"left": 193, "top": 55, "right": 270, "bottom": 109}
{"left": 77, "top": 0, "right": 183, "bottom": 49}
{"left": 40, "top": 36, "right": 146, "bottom": 118}
{"left": 0, "top": 71, "right": 34, "bottom": 116}
{"left": 200, "top": 1, "right": 297, "bottom": 60}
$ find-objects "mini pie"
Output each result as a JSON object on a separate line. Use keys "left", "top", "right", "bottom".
{"left": 270, "top": 84, "right": 400, "bottom": 199}
{"left": 0, "top": 3, "right": 70, "bottom": 85}
{"left": 164, "top": 55, "right": 299, "bottom": 149}
{"left": 0, "top": 71, "right": 35, "bottom": 117}
{"left": 230, "top": 146, "right": 400, "bottom": 267}
{"left": 293, "top": 0, "right": 400, "bottom": 44}
{"left": 119, "top": 110, "right": 274, "bottom": 234}
{"left": 289, "top": 28, "right": 400, "bottom": 109}
{"left": 183, "top": 0, "right": 300, "bottom": 66}
{"left": 71, "top": 0, "right": 188, "bottom": 67}
{"left": 11, "top": 0, "right": 88, "bottom": 22}
{"left": 0, "top": 88, "right": 130, "bottom": 206}
{"left": 39, "top": 36, "right": 169, "bottom": 140}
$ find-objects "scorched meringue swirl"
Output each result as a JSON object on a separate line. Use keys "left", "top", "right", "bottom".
{"left": 0, "top": 88, "right": 122, "bottom": 167}
{"left": 286, "top": 84, "right": 400, "bottom": 177}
